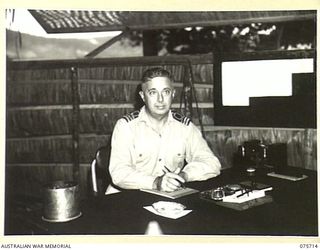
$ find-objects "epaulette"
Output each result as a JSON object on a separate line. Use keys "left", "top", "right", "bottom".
{"left": 122, "top": 110, "right": 140, "bottom": 122}
{"left": 171, "top": 110, "right": 191, "bottom": 126}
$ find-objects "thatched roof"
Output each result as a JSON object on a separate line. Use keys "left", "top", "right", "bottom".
{"left": 29, "top": 10, "right": 316, "bottom": 34}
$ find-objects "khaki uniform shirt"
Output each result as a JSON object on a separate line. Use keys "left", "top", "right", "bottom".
{"left": 109, "top": 106, "right": 221, "bottom": 190}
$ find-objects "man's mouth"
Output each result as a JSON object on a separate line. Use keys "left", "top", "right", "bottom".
{"left": 155, "top": 105, "right": 166, "bottom": 109}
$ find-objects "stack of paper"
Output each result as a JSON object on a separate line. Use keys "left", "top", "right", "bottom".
{"left": 140, "top": 187, "right": 198, "bottom": 199}
{"left": 222, "top": 187, "right": 273, "bottom": 203}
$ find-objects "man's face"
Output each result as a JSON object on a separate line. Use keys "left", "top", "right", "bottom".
{"left": 139, "top": 76, "right": 175, "bottom": 118}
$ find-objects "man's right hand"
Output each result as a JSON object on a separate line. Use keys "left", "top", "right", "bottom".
{"left": 155, "top": 172, "right": 185, "bottom": 192}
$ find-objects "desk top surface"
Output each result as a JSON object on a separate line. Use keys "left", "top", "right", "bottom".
{"left": 5, "top": 167, "right": 318, "bottom": 236}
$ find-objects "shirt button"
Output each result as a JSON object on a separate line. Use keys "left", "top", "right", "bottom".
{"left": 158, "top": 158, "right": 162, "bottom": 162}
{"left": 139, "top": 154, "right": 142, "bottom": 157}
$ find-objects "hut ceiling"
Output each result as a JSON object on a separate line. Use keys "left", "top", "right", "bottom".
{"left": 29, "top": 10, "right": 316, "bottom": 34}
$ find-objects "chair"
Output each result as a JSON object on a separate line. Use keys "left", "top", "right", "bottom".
{"left": 87, "top": 145, "right": 112, "bottom": 197}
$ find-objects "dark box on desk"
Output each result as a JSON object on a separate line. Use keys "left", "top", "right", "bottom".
{"left": 233, "top": 141, "right": 287, "bottom": 169}
{"left": 266, "top": 143, "right": 287, "bottom": 168}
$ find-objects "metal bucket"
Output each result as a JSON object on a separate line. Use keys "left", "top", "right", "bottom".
{"left": 42, "top": 181, "right": 82, "bottom": 222}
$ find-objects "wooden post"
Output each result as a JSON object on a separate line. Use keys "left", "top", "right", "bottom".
{"left": 182, "top": 64, "right": 193, "bottom": 118}
{"left": 70, "top": 66, "right": 80, "bottom": 183}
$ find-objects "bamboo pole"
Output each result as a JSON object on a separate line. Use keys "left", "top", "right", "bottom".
{"left": 6, "top": 133, "right": 111, "bottom": 141}
{"left": 71, "top": 67, "right": 80, "bottom": 182}
{"left": 8, "top": 53, "right": 214, "bottom": 70}
{"left": 7, "top": 80, "right": 71, "bottom": 85}
{"left": 6, "top": 163, "right": 91, "bottom": 168}
{"left": 7, "top": 105, "right": 73, "bottom": 111}
{"left": 8, "top": 78, "right": 213, "bottom": 89}
{"left": 6, "top": 127, "right": 311, "bottom": 141}
{"left": 6, "top": 102, "right": 214, "bottom": 111}
{"left": 77, "top": 79, "right": 213, "bottom": 88}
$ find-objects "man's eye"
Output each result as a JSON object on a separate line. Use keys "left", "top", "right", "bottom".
{"left": 163, "top": 89, "right": 172, "bottom": 96}
{"left": 148, "top": 91, "right": 157, "bottom": 96}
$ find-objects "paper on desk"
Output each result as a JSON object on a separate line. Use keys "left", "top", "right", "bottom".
{"left": 144, "top": 206, "right": 192, "bottom": 219}
{"left": 223, "top": 187, "right": 273, "bottom": 203}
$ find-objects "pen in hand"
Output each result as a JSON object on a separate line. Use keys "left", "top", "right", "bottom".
{"left": 164, "top": 166, "right": 186, "bottom": 188}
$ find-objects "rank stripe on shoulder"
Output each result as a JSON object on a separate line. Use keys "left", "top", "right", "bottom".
{"left": 122, "top": 110, "right": 140, "bottom": 122}
{"left": 171, "top": 110, "right": 191, "bottom": 126}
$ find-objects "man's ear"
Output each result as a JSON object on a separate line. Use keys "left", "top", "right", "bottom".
{"left": 139, "top": 91, "right": 145, "bottom": 102}
{"left": 172, "top": 89, "right": 176, "bottom": 98}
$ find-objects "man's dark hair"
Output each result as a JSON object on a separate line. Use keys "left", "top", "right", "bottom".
{"left": 141, "top": 67, "right": 173, "bottom": 83}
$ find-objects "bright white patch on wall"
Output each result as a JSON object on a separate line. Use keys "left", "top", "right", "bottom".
{"left": 222, "top": 58, "right": 314, "bottom": 106}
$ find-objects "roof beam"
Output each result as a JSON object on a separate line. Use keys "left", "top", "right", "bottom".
{"left": 85, "top": 30, "right": 127, "bottom": 58}
{"left": 29, "top": 10, "right": 316, "bottom": 34}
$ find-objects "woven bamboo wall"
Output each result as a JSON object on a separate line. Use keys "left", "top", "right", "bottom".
{"left": 6, "top": 54, "right": 317, "bottom": 199}
{"left": 6, "top": 55, "right": 215, "bottom": 198}
{"left": 204, "top": 127, "right": 317, "bottom": 171}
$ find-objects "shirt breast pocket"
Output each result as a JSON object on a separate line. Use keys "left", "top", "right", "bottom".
{"left": 134, "top": 142, "right": 153, "bottom": 165}
{"left": 173, "top": 152, "right": 186, "bottom": 169}
{"left": 136, "top": 151, "right": 150, "bottom": 164}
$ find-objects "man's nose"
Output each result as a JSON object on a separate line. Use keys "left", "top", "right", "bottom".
{"left": 157, "top": 93, "right": 164, "bottom": 102}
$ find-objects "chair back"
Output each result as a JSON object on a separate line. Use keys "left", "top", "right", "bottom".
{"left": 88, "top": 145, "right": 112, "bottom": 197}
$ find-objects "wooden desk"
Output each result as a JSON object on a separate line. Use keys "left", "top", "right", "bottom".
{"left": 5, "top": 167, "right": 318, "bottom": 235}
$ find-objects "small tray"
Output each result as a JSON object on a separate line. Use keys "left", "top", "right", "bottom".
{"left": 200, "top": 194, "right": 273, "bottom": 211}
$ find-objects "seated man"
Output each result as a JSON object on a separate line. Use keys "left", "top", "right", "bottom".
{"left": 108, "top": 67, "right": 221, "bottom": 193}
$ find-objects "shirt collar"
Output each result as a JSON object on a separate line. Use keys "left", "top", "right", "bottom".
{"left": 138, "top": 106, "right": 175, "bottom": 125}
